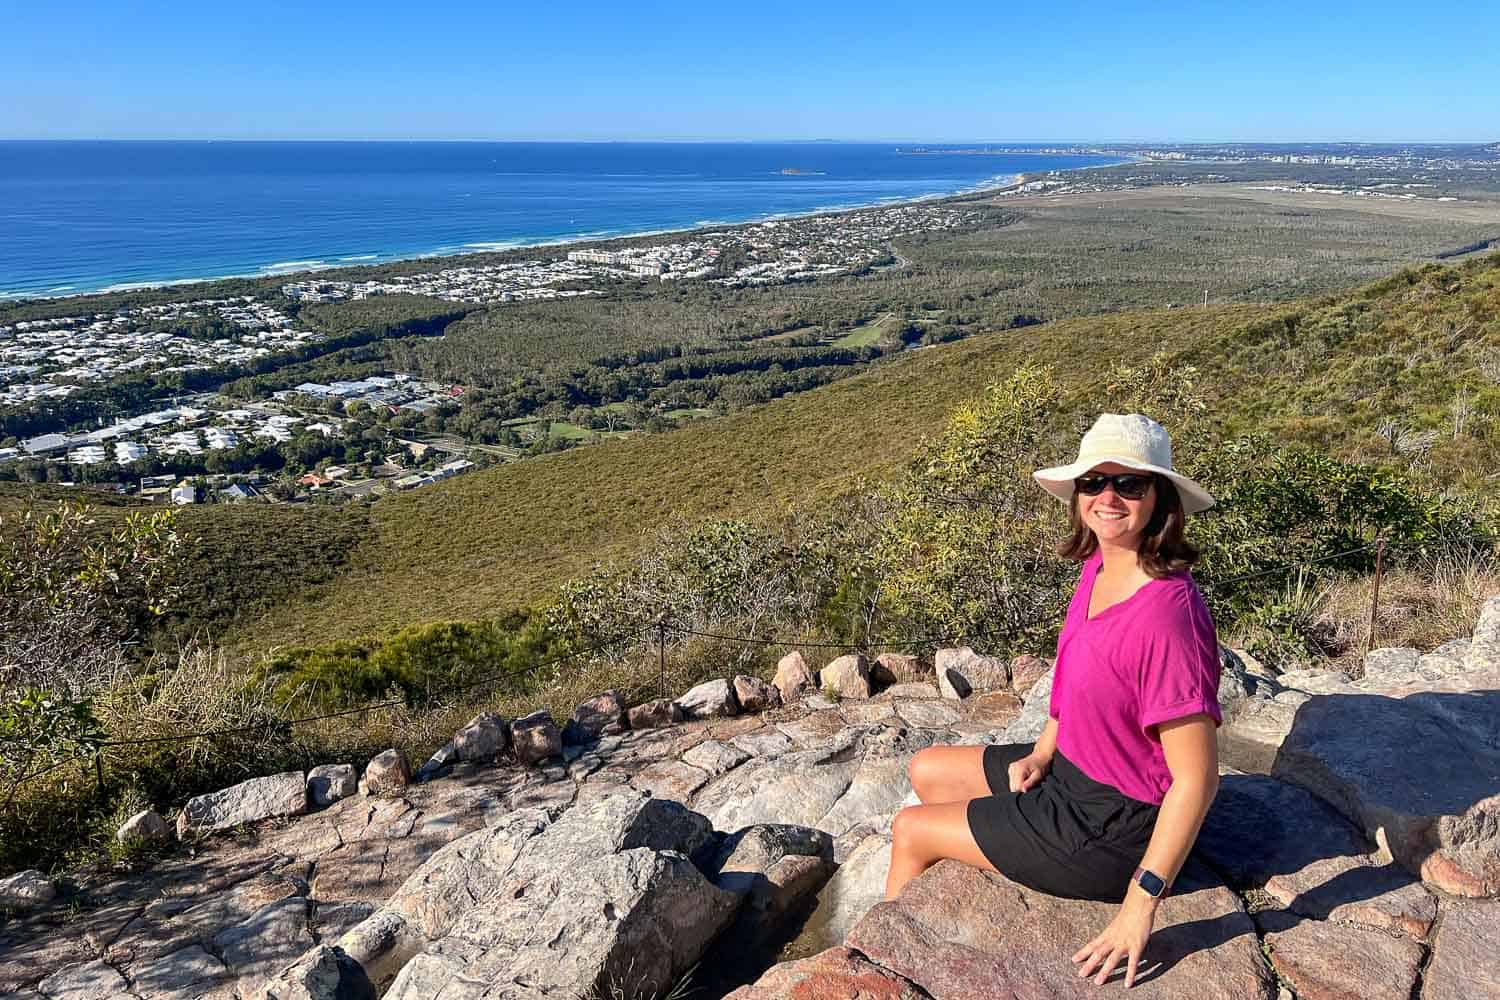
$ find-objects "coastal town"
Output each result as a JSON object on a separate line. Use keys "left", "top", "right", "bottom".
{"left": 280, "top": 201, "right": 979, "bottom": 304}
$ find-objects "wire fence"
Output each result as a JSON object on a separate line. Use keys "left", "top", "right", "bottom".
{"left": 6, "top": 529, "right": 1495, "bottom": 791}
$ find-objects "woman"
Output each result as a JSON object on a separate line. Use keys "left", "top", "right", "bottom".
{"left": 884, "top": 412, "right": 1222, "bottom": 990}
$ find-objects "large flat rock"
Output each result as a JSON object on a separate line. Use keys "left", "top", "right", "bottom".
{"left": 724, "top": 946, "right": 924, "bottom": 999}
{"left": 846, "top": 860, "right": 1275, "bottom": 999}
{"left": 1271, "top": 679, "right": 1500, "bottom": 897}
{"left": 1421, "top": 899, "right": 1500, "bottom": 999}
{"left": 1259, "top": 913, "right": 1423, "bottom": 1000}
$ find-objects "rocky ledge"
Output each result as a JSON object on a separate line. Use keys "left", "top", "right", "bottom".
{"left": 3, "top": 604, "right": 1500, "bottom": 999}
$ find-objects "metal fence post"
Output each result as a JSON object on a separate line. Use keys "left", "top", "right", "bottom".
{"left": 1366, "top": 537, "right": 1387, "bottom": 656}
{"left": 657, "top": 621, "right": 668, "bottom": 701}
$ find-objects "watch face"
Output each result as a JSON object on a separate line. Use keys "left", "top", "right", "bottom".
{"left": 1138, "top": 869, "right": 1167, "bottom": 897}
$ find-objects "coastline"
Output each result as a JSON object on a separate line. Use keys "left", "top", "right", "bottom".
{"left": 0, "top": 156, "right": 1109, "bottom": 305}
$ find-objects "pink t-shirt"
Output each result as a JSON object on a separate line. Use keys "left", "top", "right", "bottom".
{"left": 1048, "top": 551, "right": 1221, "bottom": 805}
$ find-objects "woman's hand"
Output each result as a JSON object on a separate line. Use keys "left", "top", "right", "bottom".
{"left": 1007, "top": 753, "right": 1049, "bottom": 794}
{"left": 1071, "top": 889, "right": 1157, "bottom": 987}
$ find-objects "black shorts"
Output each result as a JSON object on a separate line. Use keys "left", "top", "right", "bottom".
{"left": 966, "top": 743, "right": 1159, "bottom": 902}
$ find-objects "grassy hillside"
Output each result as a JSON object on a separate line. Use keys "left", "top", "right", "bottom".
{"left": 220, "top": 254, "right": 1498, "bottom": 654}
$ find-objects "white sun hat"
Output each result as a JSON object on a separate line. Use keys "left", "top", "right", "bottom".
{"left": 1032, "top": 413, "right": 1215, "bottom": 514}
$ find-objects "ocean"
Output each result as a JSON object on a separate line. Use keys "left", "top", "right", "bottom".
{"left": 0, "top": 141, "right": 1120, "bottom": 299}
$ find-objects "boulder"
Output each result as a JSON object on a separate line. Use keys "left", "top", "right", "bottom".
{"left": 1271, "top": 681, "right": 1500, "bottom": 896}
{"left": 1361, "top": 647, "right": 1423, "bottom": 687}
{"left": 509, "top": 710, "right": 563, "bottom": 765}
{"left": 997, "top": 666, "right": 1053, "bottom": 744}
{"left": 711, "top": 824, "right": 835, "bottom": 892}
{"left": 630, "top": 759, "right": 711, "bottom": 804}
{"left": 359, "top": 750, "right": 411, "bottom": 797}
{"left": 732, "top": 674, "right": 781, "bottom": 713}
{"left": 682, "top": 739, "right": 752, "bottom": 777}
{"left": 848, "top": 860, "right": 1275, "bottom": 999}
{"left": 798, "top": 833, "right": 892, "bottom": 952}
{"left": 728, "top": 728, "right": 794, "bottom": 758}
{"left": 37, "top": 960, "right": 129, "bottom": 1000}
{"left": 250, "top": 945, "right": 375, "bottom": 1000}
{"left": 568, "top": 691, "right": 627, "bottom": 743}
{"left": 882, "top": 681, "right": 941, "bottom": 700}
{"left": 1007, "top": 654, "right": 1050, "bottom": 697}
{"left": 896, "top": 699, "right": 961, "bottom": 729}
{"left": 1260, "top": 915, "right": 1423, "bottom": 1000}
{"left": 935, "top": 646, "right": 1009, "bottom": 699}
{"left": 1420, "top": 638, "right": 1469, "bottom": 677}
{"left": 413, "top": 741, "right": 457, "bottom": 783}
{"left": 773, "top": 651, "right": 815, "bottom": 703}
{"left": 706, "top": 824, "right": 837, "bottom": 977}
{"left": 1462, "top": 594, "right": 1500, "bottom": 671}
{"left": 1194, "top": 774, "right": 1435, "bottom": 939}
{"left": 626, "top": 698, "right": 683, "bottom": 729}
{"left": 1420, "top": 900, "right": 1500, "bottom": 999}
{"left": 821, "top": 654, "right": 873, "bottom": 700}
{"left": 117, "top": 808, "right": 173, "bottom": 845}
{"left": 214, "top": 897, "right": 314, "bottom": 986}
{"left": 178, "top": 772, "right": 308, "bottom": 838}
{"left": 452, "top": 711, "right": 509, "bottom": 761}
{"left": 675, "top": 678, "right": 739, "bottom": 719}
{"left": 307, "top": 765, "right": 358, "bottom": 808}
{"left": 339, "top": 791, "right": 737, "bottom": 1000}
{"left": 1219, "top": 698, "right": 1300, "bottom": 774}
{"left": 724, "top": 946, "right": 924, "bottom": 1000}
{"left": 872, "top": 653, "right": 927, "bottom": 687}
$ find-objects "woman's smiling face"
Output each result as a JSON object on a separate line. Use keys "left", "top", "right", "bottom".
{"left": 1078, "top": 461, "right": 1157, "bottom": 548}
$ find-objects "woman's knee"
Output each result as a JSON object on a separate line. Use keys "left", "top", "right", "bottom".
{"left": 908, "top": 747, "right": 942, "bottom": 800}
{"left": 891, "top": 804, "right": 923, "bottom": 848}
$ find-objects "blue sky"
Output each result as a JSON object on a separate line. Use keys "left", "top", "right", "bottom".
{"left": 5, "top": 0, "right": 1497, "bottom": 141}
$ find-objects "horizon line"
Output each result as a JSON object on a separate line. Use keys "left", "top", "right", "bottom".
{"left": 2, "top": 136, "right": 1497, "bottom": 146}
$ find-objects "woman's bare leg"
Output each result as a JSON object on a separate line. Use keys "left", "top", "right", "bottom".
{"left": 908, "top": 745, "right": 993, "bottom": 804}
{"left": 884, "top": 801, "right": 998, "bottom": 900}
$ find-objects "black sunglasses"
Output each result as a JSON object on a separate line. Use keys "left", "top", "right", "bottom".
{"left": 1074, "top": 472, "right": 1155, "bottom": 500}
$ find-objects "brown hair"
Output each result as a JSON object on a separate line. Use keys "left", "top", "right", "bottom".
{"left": 1056, "top": 474, "right": 1200, "bottom": 578}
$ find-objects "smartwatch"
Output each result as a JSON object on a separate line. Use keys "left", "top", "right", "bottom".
{"left": 1132, "top": 867, "right": 1170, "bottom": 898}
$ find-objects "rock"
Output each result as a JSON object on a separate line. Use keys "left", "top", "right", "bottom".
{"left": 1261, "top": 915, "right": 1423, "bottom": 1000}
{"left": 675, "top": 678, "right": 739, "bottom": 719}
{"left": 359, "top": 750, "right": 410, "bottom": 797}
{"left": 682, "top": 739, "right": 752, "bottom": 777}
{"left": 935, "top": 646, "right": 1009, "bottom": 699}
{"left": 873, "top": 653, "right": 926, "bottom": 688}
{"left": 214, "top": 897, "right": 314, "bottom": 986}
{"left": 116, "top": 808, "right": 172, "bottom": 845}
{"left": 897, "top": 699, "right": 961, "bottom": 729}
{"left": 773, "top": 651, "right": 815, "bottom": 703}
{"left": 1463, "top": 595, "right": 1500, "bottom": 672}
{"left": 1007, "top": 654, "right": 1050, "bottom": 696}
{"left": 732, "top": 674, "right": 781, "bottom": 714}
{"left": 712, "top": 824, "right": 834, "bottom": 891}
{"left": 798, "top": 834, "right": 892, "bottom": 952}
{"left": 821, "top": 654, "right": 874, "bottom": 700}
{"left": 509, "top": 710, "right": 563, "bottom": 765}
{"left": 1218, "top": 647, "right": 1278, "bottom": 710}
{"left": 1194, "top": 774, "right": 1435, "bottom": 939}
{"left": 729, "top": 728, "right": 794, "bottom": 758}
{"left": 848, "top": 860, "right": 1274, "bottom": 999}
{"left": 883, "top": 681, "right": 941, "bottom": 700}
{"left": 413, "top": 741, "right": 456, "bottom": 783}
{"left": 997, "top": 667, "right": 1053, "bottom": 743}
{"left": 1271, "top": 683, "right": 1500, "bottom": 896}
{"left": 1362, "top": 647, "right": 1422, "bottom": 686}
{"left": 1420, "top": 638, "right": 1469, "bottom": 677}
{"left": 37, "top": 960, "right": 128, "bottom": 1000}
{"left": 177, "top": 772, "right": 308, "bottom": 838}
{"left": 569, "top": 691, "right": 627, "bottom": 743}
{"left": 1277, "top": 668, "right": 1359, "bottom": 697}
{"left": 956, "top": 690, "right": 1022, "bottom": 729}
{"left": 631, "top": 759, "right": 711, "bottom": 803}
{"left": 347, "top": 792, "right": 737, "bottom": 1000}
{"left": 1219, "top": 698, "right": 1300, "bottom": 774}
{"left": 694, "top": 741, "right": 863, "bottom": 833}
{"left": 129, "top": 944, "right": 228, "bottom": 998}
{"left": 306, "top": 765, "right": 358, "bottom": 809}
{"left": 724, "top": 946, "right": 924, "bottom": 1000}
{"left": 626, "top": 698, "right": 683, "bottom": 729}
{"left": 840, "top": 700, "right": 898, "bottom": 725}
{"left": 1421, "top": 899, "right": 1500, "bottom": 999}
{"left": 250, "top": 945, "right": 375, "bottom": 1000}
{"left": 452, "top": 711, "right": 509, "bottom": 761}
